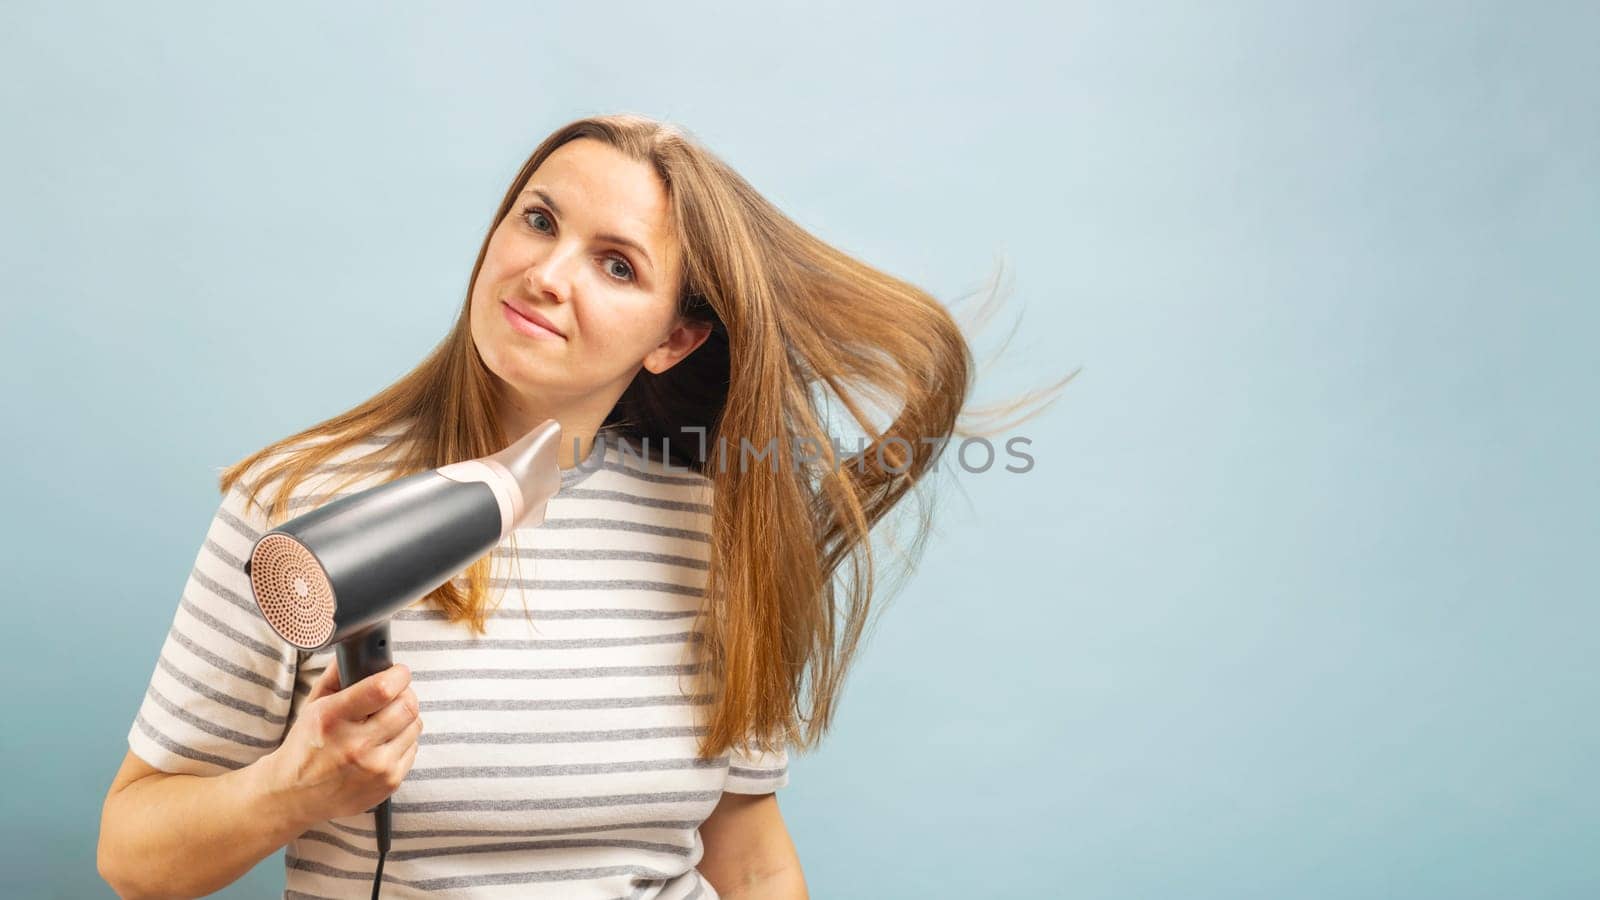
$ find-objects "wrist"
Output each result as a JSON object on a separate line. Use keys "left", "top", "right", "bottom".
{"left": 240, "top": 749, "right": 317, "bottom": 841}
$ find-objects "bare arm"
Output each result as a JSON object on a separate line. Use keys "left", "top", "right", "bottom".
{"left": 96, "top": 749, "right": 311, "bottom": 900}
{"left": 698, "top": 792, "right": 808, "bottom": 899}
{"left": 99, "top": 661, "right": 420, "bottom": 900}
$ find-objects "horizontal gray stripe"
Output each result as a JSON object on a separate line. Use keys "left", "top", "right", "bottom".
{"left": 188, "top": 562, "right": 257, "bottom": 618}
{"left": 727, "top": 764, "right": 789, "bottom": 780}
{"left": 178, "top": 593, "right": 280, "bottom": 662}
{"left": 419, "top": 693, "right": 712, "bottom": 713}
{"left": 500, "top": 546, "right": 709, "bottom": 570}
{"left": 599, "top": 457, "right": 709, "bottom": 487}
{"left": 144, "top": 684, "right": 279, "bottom": 750}
{"left": 482, "top": 576, "right": 705, "bottom": 597}
{"left": 562, "top": 466, "right": 605, "bottom": 489}
{"left": 328, "top": 818, "right": 703, "bottom": 841}
{"left": 422, "top": 720, "right": 704, "bottom": 743}
{"left": 392, "top": 788, "right": 722, "bottom": 814}
{"left": 404, "top": 756, "right": 726, "bottom": 781}
{"left": 395, "top": 606, "right": 699, "bottom": 622}
{"left": 283, "top": 891, "right": 341, "bottom": 900}
{"left": 156, "top": 655, "right": 286, "bottom": 725}
{"left": 559, "top": 487, "right": 711, "bottom": 515}
{"left": 200, "top": 537, "right": 249, "bottom": 584}
{"left": 419, "top": 725, "right": 707, "bottom": 746}
{"left": 537, "top": 518, "right": 710, "bottom": 543}
{"left": 395, "top": 631, "right": 702, "bottom": 652}
{"left": 300, "top": 829, "right": 690, "bottom": 862}
{"left": 215, "top": 497, "right": 261, "bottom": 542}
{"left": 132, "top": 712, "right": 246, "bottom": 771}
{"left": 293, "top": 827, "right": 380, "bottom": 860}
{"left": 287, "top": 854, "right": 674, "bottom": 891}
{"left": 168, "top": 627, "right": 295, "bottom": 701}
{"left": 410, "top": 663, "right": 702, "bottom": 682}
{"left": 404, "top": 836, "right": 692, "bottom": 863}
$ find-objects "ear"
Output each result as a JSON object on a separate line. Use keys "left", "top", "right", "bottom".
{"left": 643, "top": 318, "right": 713, "bottom": 375}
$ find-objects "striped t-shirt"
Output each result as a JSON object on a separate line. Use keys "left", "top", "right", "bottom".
{"left": 126, "top": 424, "right": 790, "bottom": 899}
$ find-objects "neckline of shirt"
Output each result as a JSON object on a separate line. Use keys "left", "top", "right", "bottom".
{"left": 558, "top": 428, "right": 612, "bottom": 491}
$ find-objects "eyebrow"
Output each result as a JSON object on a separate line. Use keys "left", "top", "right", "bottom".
{"left": 519, "top": 187, "right": 655, "bottom": 274}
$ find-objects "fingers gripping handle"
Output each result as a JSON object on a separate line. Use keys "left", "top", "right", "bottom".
{"left": 335, "top": 624, "right": 395, "bottom": 857}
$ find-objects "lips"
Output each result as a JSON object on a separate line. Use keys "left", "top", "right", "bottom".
{"left": 501, "top": 299, "right": 566, "bottom": 339}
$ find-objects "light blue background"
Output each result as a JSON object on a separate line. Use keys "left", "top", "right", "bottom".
{"left": 2, "top": 1, "right": 1595, "bottom": 897}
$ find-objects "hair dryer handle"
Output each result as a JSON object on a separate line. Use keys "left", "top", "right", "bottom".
{"left": 335, "top": 622, "right": 397, "bottom": 856}
{"left": 336, "top": 622, "right": 393, "bottom": 695}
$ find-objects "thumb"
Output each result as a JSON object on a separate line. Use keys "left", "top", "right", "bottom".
{"left": 304, "top": 657, "right": 342, "bottom": 704}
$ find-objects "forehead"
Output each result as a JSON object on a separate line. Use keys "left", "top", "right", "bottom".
{"left": 524, "top": 140, "right": 672, "bottom": 240}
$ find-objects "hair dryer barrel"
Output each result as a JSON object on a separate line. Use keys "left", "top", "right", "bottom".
{"left": 243, "top": 419, "right": 565, "bottom": 650}
{"left": 246, "top": 471, "right": 501, "bottom": 649}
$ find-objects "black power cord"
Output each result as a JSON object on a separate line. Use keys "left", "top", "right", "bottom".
{"left": 370, "top": 799, "right": 392, "bottom": 899}
{"left": 371, "top": 849, "right": 386, "bottom": 900}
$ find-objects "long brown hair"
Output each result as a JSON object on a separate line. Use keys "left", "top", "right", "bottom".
{"left": 221, "top": 113, "right": 1074, "bottom": 759}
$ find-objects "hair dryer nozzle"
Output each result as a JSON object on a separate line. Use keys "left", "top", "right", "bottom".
{"left": 435, "top": 418, "right": 565, "bottom": 531}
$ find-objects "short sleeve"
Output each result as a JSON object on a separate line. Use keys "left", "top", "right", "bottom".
{"left": 126, "top": 475, "right": 300, "bottom": 776}
{"left": 723, "top": 735, "right": 790, "bottom": 794}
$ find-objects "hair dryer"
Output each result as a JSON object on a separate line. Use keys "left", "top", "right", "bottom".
{"left": 240, "top": 418, "right": 565, "bottom": 899}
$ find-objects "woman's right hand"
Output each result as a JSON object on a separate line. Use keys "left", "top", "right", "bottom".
{"left": 260, "top": 658, "right": 423, "bottom": 825}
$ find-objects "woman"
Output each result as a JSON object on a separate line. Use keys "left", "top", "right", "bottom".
{"left": 96, "top": 114, "right": 1068, "bottom": 899}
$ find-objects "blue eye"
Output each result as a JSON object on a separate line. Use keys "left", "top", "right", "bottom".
{"left": 522, "top": 206, "right": 554, "bottom": 233}
{"left": 519, "top": 205, "right": 636, "bottom": 284}
{"left": 603, "top": 258, "right": 635, "bottom": 282}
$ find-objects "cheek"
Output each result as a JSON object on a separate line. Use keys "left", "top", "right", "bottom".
{"left": 468, "top": 302, "right": 502, "bottom": 371}
{"left": 469, "top": 255, "right": 518, "bottom": 338}
{"left": 472, "top": 229, "right": 519, "bottom": 302}
{"left": 578, "top": 307, "right": 665, "bottom": 361}
{"left": 469, "top": 284, "right": 492, "bottom": 333}
{"left": 469, "top": 291, "right": 519, "bottom": 373}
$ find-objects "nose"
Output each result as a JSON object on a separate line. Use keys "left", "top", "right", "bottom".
{"left": 523, "top": 247, "right": 576, "bottom": 304}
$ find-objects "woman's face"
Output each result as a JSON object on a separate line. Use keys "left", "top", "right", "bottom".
{"left": 469, "top": 138, "right": 708, "bottom": 413}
